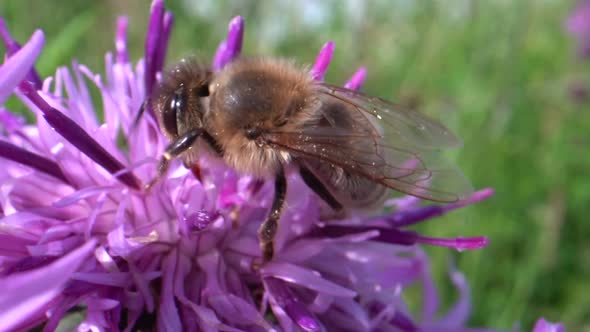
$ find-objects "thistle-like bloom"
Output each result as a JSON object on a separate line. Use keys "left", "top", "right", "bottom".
{"left": 0, "top": 1, "right": 563, "bottom": 331}
{"left": 532, "top": 318, "right": 565, "bottom": 332}
{"left": 567, "top": 0, "right": 590, "bottom": 58}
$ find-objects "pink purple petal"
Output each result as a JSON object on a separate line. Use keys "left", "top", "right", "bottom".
{"left": 390, "top": 311, "right": 418, "bottom": 332}
{"left": 567, "top": 0, "right": 590, "bottom": 57}
{"left": 344, "top": 67, "right": 367, "bottom": 90}
{"left": 414, "top": 235, "right": 489, "bottom": 251}
{"left": 116, "top": 17, "right": 130, "bottom": 64}
{"left": 532, "top": 318, "right": 566, "bottom": 332}
{"left": 18, "top": 81, "right": 141, "bottom": 189}
{"left": 437, "top": 269, "right": 470, "bottom": 326}
{"left": 0, "top": 240, "right": 96, "bottom": 332}
{"left": 381, "top": 188, "right": 494, "bottom": 227}
{"left": 213, "top": 16, "right": 244, "bottom": 71}
{"left": 155, "top": 12, "right": 174, "bottom": 74}
{"left": 262, "top": 262, "right": 356, "bottom": 298}
{"left": 0, "top": 30, "right": 44, "bottom": 104}
{"left": 0, "top": 18, "right": 21, "bottom": 55}
{"left": 265, "top": 278, "right": 321, "bottom": 332}
{"left": 144, "top": 0, "right": 165, "bottom": 103}
{"left": 158, "top": 253, "right": 182, "bottom": 331}
{"left": 0, "top": 108, "right": 25, "bottom": 133}
{"left": 310, "top": 41, "right": 335, "bottom": 80}
{"left": 0, "top": 18, "right": 43, "bottom": 89}
{"left": 0, "top": 140, "right": 69, "bottom": 182}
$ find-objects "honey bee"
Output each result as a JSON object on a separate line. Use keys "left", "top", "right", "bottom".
{"left": 147, "top": 57, "right": 471, "bottom": 262}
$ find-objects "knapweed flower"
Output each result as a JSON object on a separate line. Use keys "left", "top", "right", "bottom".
{"left": 0, "top": 1, "right": 563, "bottom": 331}
{"left": 532, "top": 318, "right": 565, "bottom": 332}
{"left": 567, "top": 0, "right": 590, "bottom": 58}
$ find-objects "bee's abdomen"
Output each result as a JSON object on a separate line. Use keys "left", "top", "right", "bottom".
{"left": 303, "top": 158, "right": 390, "bottom": 211}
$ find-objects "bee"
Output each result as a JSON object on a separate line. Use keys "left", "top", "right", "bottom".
{"left": 147, "top": 57, "right": 471, "bottom": 262}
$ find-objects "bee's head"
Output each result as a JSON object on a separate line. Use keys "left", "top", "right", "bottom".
{"left": 154, "top": 59, "right": 211, "bottom": 138}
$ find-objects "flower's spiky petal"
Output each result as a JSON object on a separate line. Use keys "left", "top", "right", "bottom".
{"left": 381, "top": 188, "right": 494, "bottom": 227}
{"left": 213, "top": 16, "right": 245, "bottom": 71}
{"left": 77, "top": 297, "right": 121, "bottom": 331}
{"left": 417, "top": 249, "right": 439, "bottom": 322}
{"left": 0, "top": 108, "right": 25, "bottom": 133}
{"left": 42, "top": 297, "right": 81, "bottom": 332}
{"left": 532, "top": 318, "right": 565, "bottom": 332}
{"left": 115, "top": 17, "right": 129, "bottom": 64}
{"left": 18, "top": 81, "right": 141, "bottom": 189}
{"left": 0, "top": 240, "right": 96, "bottom": 332}
{"left": 390, "top": 312, "right": 419, "bottom": 332}
{"left": 262, "top": 262, "right": 357, "bottom": 298}
{"left": 155, "top": 12, "right": 174, "bottom": 74}
{"left": 144, "top": 0, "right": 165, "bottom": 104}
{"left": 0, "top": 30, "right": 44, "bottom": 104}
{"left": 159, "top": 252, "right": 182, "bottom": 331}
{"left": 310, "top": 41, "right": 335, "bottom": 80}
{"left": 0, "top": 18, "right": 43, "bottom": 90}
{"left": 315, "top": 225, "right": 488, "bottom": 250}
{"left": 57, "top": 64, "right": 98, "bottom": 129}
{"left": 0, "top": 140, "right": 69, "bottom": 183}
{"left": 0, "top": 18, "right": 21, "bottom": 55}
{"left": 265, "top": 278, "right": 322, "bottom": 332}
{"left": 344, "top": 67, "right": 367, "bottom": 90}
{"left": 413, "top": 234, "right": 489, "bottom": 251}
{"left": 566, "top": 0, "right": 590, "bottom": 58}
{"left": 436, "top": 269, "right": 470, "bottom": 326}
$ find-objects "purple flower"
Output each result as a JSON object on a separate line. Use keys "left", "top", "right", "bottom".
{"left": 532, "top": 318, "right": 565, "bottom": 332}
{"left": 567, "top": 0, "right": 590, "bottom": 58}
{"left": 0, "top": 1, "right": 563, "bottom": 331}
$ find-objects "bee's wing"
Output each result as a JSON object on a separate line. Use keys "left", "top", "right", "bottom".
{"left": 318, "top": 84, "right": 462, "bottom": 149}
{"left": 267, "top": 83, "right": 472, "bottom": 203}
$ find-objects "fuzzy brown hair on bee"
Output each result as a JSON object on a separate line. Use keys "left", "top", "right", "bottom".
{"left": 146, "top": 56, "right": 472, "bottom": 263}
{"left": 206, "top": 58, "right": 318, "bottom": 178}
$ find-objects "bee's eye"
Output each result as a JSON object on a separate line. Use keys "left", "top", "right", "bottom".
{"left": 196, "top": 84, "right": 209, "bottom": 97}
{"left": 164, "top": 87, "right": 186, "bottom": 136}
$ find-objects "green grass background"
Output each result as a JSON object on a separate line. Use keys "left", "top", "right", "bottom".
{"left": 1, "top": 0, "right": 589, "bottom": 330}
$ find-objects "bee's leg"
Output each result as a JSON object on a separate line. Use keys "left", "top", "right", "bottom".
{"left": 145, "top": 128, "right": 203, "bottom": 190}
{"left": 130, "top": 100, "right": 148, "bottom": 133}
{"left": 299, "top": 165, "right": 343, "bottom": 211}
{"left": 258, "top": 167, "right": 287, "bottom": 262}
{"left": 182, "top": 131, "right": 224, "bottom": 182}
{"left": 201, "top": 131, "right": 224, "bottom": 156}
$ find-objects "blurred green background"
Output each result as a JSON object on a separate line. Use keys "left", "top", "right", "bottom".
{"left": 1, "top": 0, "right": 588, "bottom": 330}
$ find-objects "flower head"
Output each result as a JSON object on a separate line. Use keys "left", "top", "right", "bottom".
{"left": 532, "top": 318, "right": 565, "bottom": 332}
{"left": 0, "top": 1, "right": 563, "bottom": 331}
{"left": 567, "top": 0, "right": 590, "bottom": 58}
